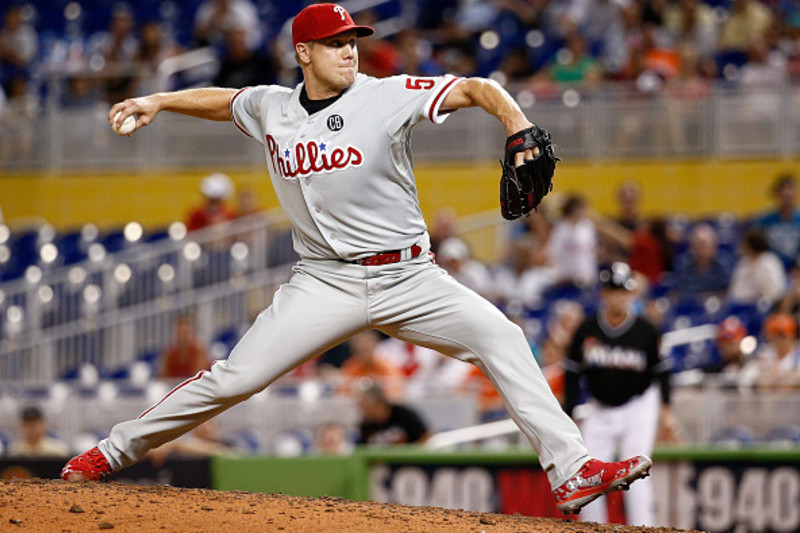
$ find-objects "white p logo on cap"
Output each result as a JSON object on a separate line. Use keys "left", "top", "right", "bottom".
{"left": 333, "top": 5, "right": 346, "bottom": 20}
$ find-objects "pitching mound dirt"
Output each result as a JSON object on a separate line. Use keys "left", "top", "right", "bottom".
{"left": 0, "top": 479, "right": 697, "bottom": 532}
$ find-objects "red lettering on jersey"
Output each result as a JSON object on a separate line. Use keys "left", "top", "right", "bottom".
{"left": 405, "top": 77, "right": 435, "bottom": 90}
{"left": 266, "top": 134, "right": 364, "bottom": 179}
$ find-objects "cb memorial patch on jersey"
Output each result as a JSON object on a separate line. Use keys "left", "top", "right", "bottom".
{"left": 266, "top": 134, "right": 363, "bottom": 180}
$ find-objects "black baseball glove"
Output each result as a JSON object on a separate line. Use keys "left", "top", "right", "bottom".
{"left": 499, "top": 124, "right": 560, "bottom": 220}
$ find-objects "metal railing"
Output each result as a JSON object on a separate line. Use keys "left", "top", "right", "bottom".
{"left": 2, "top": 81, "right": 799, "bottom": 171}
{"left": 0, "top": 211, "right": 296, "bottom": 384}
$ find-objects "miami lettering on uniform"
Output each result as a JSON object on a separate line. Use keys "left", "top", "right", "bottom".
{"left": 582, "top": 337, "right": 647, "bottom": 372}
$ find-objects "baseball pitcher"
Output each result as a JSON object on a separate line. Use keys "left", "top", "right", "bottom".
{"left": 62, "top": 3, "right": 651, "bottom": 515}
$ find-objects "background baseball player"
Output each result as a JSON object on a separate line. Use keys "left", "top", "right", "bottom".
{"left": 61, "top": 3, "right": 651, "bottom": 515}
{"left": 563, "top": 262, "right": 677, "bottom": 524}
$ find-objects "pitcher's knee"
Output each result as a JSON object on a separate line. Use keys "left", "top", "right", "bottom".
{"left": 205, "top": 363, "right": 265, "bottom": 401}
{"left": 472, "top": 317, "right": 527, "bottom": 348}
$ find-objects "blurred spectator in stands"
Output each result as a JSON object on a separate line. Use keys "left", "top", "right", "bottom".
{"left": 497, "top": 46, "right": 535, "bottom": 83}
{"left": 235, "top": 187, "right": 264, "bottom": 219}
{"left": 315, "top": 342, "right": 352, "bottom": 376}
{"left": 547, "top": 194, "right": 598, "bottom": 288}
{"left": 776, "top": 261, "right": 800, "bottom": 318}
{"left": 0, "top": 74, "right": 36, "bottom": 163}
{"left": 547, "top": 33, "right": 601, "bottom": 87}
{"left": 662, "top": 47, "right": 715, "bottom": 151}
{"left": 739, "top": 38, "right": 787, "bottom": 90}
{"left": 643, "top": 296, "right": 670, "bottom": 330}
{"left": 0, "top": 5, "right": 37, "bottom": 88}
{"left": 494, "top": 234, "right": 557, "bottom": 311}
{"left": 728, "top": 227, "right": 787, "bottom": 306}
{"left": 623, "top": 20, "right": 682, "bottom": 83}
{"left": 313, "top": 422, "right": 354, "bottom": 455}
{"left": 186, "top": 173, "right": 237, "bottom": 231}
{"left": 704, "top": 316, "right": 759, "bottom": 387}
{"left": 663, "top": 0, "right": 718, "bottom": 61}
{"left": 564, "top": 0, "right": 628, "bottom": 74}
{"left": 754, "top": 312, "right": 800, "bottom": 389}
{"left": 357, "top": 384, "right": 430, "bottom": 445}
{"left": 8, "top": 406, "right": 69, "bottom": 457}
{"left": 159, "top": 313, "right": 210, "bottom": 379}
{"left": 540, "top": 338, "right": 567, "bottom": 404}
{"left": 194, "top": 0, "right": 261, "bottom": 52}
{"left": 431, "top": 45, "right": 477, "bottom": 78}
{"left": 60, "top": 75, "right": 101, "bottom": 108}
{"left": 340, "top": 330, "right": 404, "bottom": 400}
{"left": 718, "top": 0, "right": 773, "bottom": 53}
{"left": 92, "top": 5, "right": 139, "bottom": 103}
{"left": 354, "top": 10, "right": 403, "bottom": 78}
{"left": 437, "top": 237, "right": 493, "bottom": 298}
{"left": 462, "top": 364, "right": 506, "bottom": 421}
{"left": 214, "top": 26, "right": 277, "bottom": 88}
{"left": 753, "top": 173, "right": 800, "bottom": 271}
{"left": 393, "top": 29, "right": 436, "bottom": 76}
{"left": 670, "top": 223, "right": 731, "bottom": 300}
{"left": 511, "top": 210, "right": 552, "bottom": 245}
{"left": 429, "top": 207, "right": 458, "bottom": 255}
{"left": 782, "top": 13, "right": 800, "bottom": 79}
{"left": 134, "top": 20, "right": 182, "bottom": 94}
{"left": 378, "top": 336, "right": 472, "bottom": 400}
{"left": 616, "top": 180, "right": 643, "bottom": 231}
{"left": 146, "top": 420, "right": 235, "bottom": 466}
{"left": 594, "top": 182, "right": 671, "bottom": 283}
{"left": 539, "top": 300, "right": 586, "bottom": 404}
{"left": 546, "top": 300, "right": 586, "bottom": 361}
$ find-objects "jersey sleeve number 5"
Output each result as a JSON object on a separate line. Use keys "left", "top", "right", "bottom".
{"left": 405, "top": 77, "right": 435, "bottom": 91}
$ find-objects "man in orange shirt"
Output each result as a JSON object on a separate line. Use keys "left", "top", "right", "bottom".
{"left": 340, "top": 330, "right": 404, "bottom": 399}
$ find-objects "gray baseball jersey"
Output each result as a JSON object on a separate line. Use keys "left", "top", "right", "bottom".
{"left": 230, "top": 73, "right": 460, "bottom": 260}
{"left": 96, "top": 73, "right": 590, "bottom": 489}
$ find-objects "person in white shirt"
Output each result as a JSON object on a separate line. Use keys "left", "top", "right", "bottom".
{"left": 729, "top": 227, "right": 787, "bottom": 306}
{"left": 547, "top": 195, "right": 598, "bottom": 288}
{"left": 494, "top": 234, "right": 558, "bottom": 311}
{"left": 755, "top": 313, "right": 800, "bottom": 390}
{"left": 437, "top": 237, "right": 493, "bottom": 299}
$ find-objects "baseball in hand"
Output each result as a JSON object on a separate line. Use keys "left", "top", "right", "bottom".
{"left": 112, "top": 111, "right": 137, "bottom": 135}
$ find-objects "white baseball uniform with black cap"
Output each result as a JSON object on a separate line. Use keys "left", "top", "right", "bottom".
{"left": 95, "top": 3, "right": 590, "bottom": 490}
{"left": 564, "top": 263, "right": 671, "bottom": 524}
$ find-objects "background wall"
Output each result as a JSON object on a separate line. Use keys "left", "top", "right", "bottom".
{"left": 2, "top": 158, "right": 796, "bottom": 230}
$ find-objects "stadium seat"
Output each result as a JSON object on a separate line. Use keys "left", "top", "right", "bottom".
{"left": 228, "top": 428, "right": 264, "bottom": 453}
{"left": 55, "top": 230, "right": 89, "bottom": 265}
{"left": 711, "top": 425, "right": 756, "bottom": 447}
{"left": 764, "top": 425, "right": 800, "bottom": 447}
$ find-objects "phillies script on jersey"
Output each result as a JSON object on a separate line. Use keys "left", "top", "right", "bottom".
{"left": 266, "top": 134, "right": 363, "bottom": 179}
{"left": 582, "top": 337, "right": 648, "bottom": 372}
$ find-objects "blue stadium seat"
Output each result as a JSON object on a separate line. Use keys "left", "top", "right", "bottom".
{"left": 101, "top": 228, "right": 128, "bottom": 254}
{"left": 55, "top": 230, "right": 88, "bottom": 265}
{"left": 764, "top": 425, "right": 800, "bottom": 447}
{"left": 711, "top": 425, "right": 755, "bottom": 447}
{"left": 228, "top": 428, "right": 264, "bottom": 453}
{"left": 0, "top": 429, "right": 11, "bottom": 455}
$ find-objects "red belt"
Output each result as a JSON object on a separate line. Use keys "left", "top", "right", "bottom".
{"left": 356, "top": 245, "right": 423, "bottom": 266}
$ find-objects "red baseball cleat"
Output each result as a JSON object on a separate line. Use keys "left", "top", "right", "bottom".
{"left": 60, "top": 447, "right": 112, "bottom": 481}
{"left": 553, "top": 455, "right": 653, "bottom": 515}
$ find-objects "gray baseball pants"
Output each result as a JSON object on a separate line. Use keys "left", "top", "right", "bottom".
{"left": 99, "top": 254, "right": 589, "bottom": 487}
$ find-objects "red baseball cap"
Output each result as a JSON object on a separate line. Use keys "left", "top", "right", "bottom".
{"left": 292, "top": 3, "right": 374, "bottom": 46}
{"left": 716, "top": 316, "right": 747, "bottom": 343}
